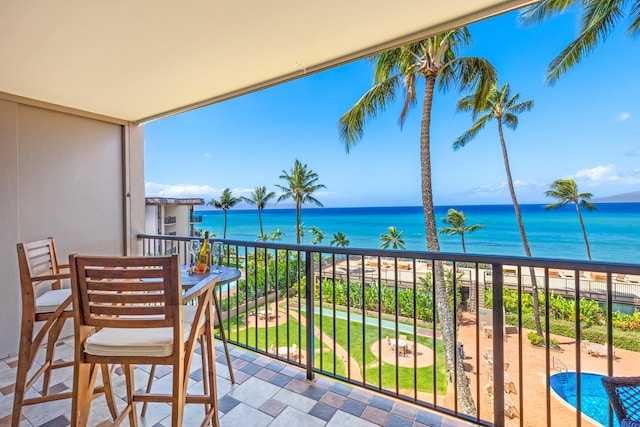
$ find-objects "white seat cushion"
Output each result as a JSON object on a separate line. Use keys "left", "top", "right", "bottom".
{"left": 35, "top": 289, "right": 72, "bottom": 313}
{"left": 84, "top": 305, "right": 205, "bottom": 357}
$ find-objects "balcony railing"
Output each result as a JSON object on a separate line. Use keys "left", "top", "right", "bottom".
{"left": 163, "top": 216, "right": 176, "bottom": 225}
{"left": 190, "top": 215, "right": 203, "bottom": 223}
{"left": 138, "top": 233, "right": 640, "bottom": 427}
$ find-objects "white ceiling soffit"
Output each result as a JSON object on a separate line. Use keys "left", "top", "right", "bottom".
{"left": 0, "top": 0, "right": 536, "bottom": 124}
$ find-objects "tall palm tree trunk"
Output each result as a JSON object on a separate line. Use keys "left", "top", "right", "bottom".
{"left": 258, "top": 209, "right": 264, "bottom": 236}
{"left": 575, "top": 203, "right": 592, "bottom": 260}
{"left": 461, "top": 232, "right": 467, "bottom": 253}
{"left": 497, "top": 121, "right": 543, "bottom": 336}
{"left": 295, "top": 202, "right": 301, "bottom": 244}
{"left": 223, "top": 211, "right": 228, "bottom": 239}
{"left": 421, "top": 76, "right": 476, "bottom": 416}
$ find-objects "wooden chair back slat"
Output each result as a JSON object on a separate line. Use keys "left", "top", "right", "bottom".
{"left": 71, "top": 255, "right": 182, "bottom": 330}
{"left": 87, "top": 281, "right": 163, "bottom": 292}
{"left": 88, "top": 292, "right": 165, "bottom": 305}
{"left": 17, "top": 237, "right": 67, "bottom": 308}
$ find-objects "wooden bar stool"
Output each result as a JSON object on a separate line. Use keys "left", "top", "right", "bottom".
{"left": 69, "top": 254, "right": 220, "bottom": 426}
{"left": 12, "top": 237, "right": 116, "bottom": 427}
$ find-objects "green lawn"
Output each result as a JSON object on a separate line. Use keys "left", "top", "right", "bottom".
{"left": 313, "top": 311, "right": 449, "bottom": 394}
{"left": 219, "top": 301, "right": 447, "bottom": 394}
{"left": 223, "top": 309, "right": 347, "bottom": 377}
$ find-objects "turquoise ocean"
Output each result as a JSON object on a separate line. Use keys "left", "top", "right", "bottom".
{"left": 196, "top": 203, "right": 640, "bottom": 264}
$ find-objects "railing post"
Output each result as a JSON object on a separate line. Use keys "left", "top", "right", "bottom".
{"left": 491, "top": 263, "right": 505, "bottom": 423}
{"left": 305, "top": 249, "right": 315, "bottom": 380}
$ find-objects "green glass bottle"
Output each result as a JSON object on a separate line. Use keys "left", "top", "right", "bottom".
{"left": 198, "top": 231, "right": 211, "bottom": 272}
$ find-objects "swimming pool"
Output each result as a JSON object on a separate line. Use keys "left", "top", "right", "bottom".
{"left": 550, "top": 372, "right": 617, "bottom": 427}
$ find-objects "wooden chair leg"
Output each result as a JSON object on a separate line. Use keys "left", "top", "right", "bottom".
{"left": 199, "top": 336, "right": 210, "bottom": 414}
{"left": 213, "top": 291, "right": 235, "bottom": 383}
{"left": 72, "top": 362, "right": 99, "bottom": 427}
{"left": 124, "top": 364, "right": 139, "bottom": 427}
{"left": 171, "top": 361, "right": 186, "bottom": 427}
{"left": 11, "top": 327, "right": 33, "bottom": 427}
{"left": 206, "top": 333, "right": 220, "bottom": 427}
{"left": 100, "top": 364, "right": 118, "bottom": 420}
{"left": 42, "top": 318, "right": 66, "bottom": 395}
{"left": 140, "top": 364, "right": 156, "bottom": 417}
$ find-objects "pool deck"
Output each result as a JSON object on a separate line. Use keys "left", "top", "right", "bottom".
{"left": 457, "top": 311, "right": 636, "bottom": 426}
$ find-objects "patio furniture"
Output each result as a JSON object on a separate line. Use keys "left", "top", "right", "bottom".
{"left": 586, "top": 342, "right": 613, "bottom": 358}
{"left": 12, "top": 238, "right": 116, "bottom": 427}
{"left": 141, "top": 265, "right": 240, "bottom": 416}
{"left": 601, "top": 376, "right": 640, "bottom": 426}
{"left": 504, "top": 371, "right": 517, "bottom": 394}
{"left": 504, "top": 392, "right": 520, "bottom": 419}
{"left": 68, "top": 254, "right": 219, "bottom": 426}
{"left": 390, "top": 338, "right": 408, "bottom": 357}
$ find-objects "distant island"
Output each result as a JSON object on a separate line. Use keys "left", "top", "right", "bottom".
{"left": 594, "top": 191, "right": 640, "bottom": 203}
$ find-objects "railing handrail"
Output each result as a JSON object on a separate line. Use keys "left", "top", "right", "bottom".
{"left": 136, "top": 233, "right": 640, "bottom": 274}
{"left": 137, "top": 232, "right": 639, "bottom": 426}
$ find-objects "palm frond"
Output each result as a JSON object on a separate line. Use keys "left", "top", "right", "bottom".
{"left": 508, "top": 99, "right": 535, "bottom": 115}
{"left": 456, "top": 94, "right": 476, "bottom": 113}
{"left": 580, "top": 199, "right": 598, "bottom": 211}
{"left": 399, "top": 73, "right": 417, "bottom": 128}
{"left": 456, "top": 58, "right": 497, "bottom": 107}
{"left": 547, "top": 0, "right": 624, "bottom": 82}
{"left": 519, "top": 0, "right": 580, "bottom": 25}
{"left": 465, "top": 224, "right": 484, "bottom": 232}
{"left": 453, "top": 114, "right": 491, "bottom": 150}
{"left": 629, "top": 0, "right": 640, "bottom": 35}
{"left": 439, "top": 227, "right": 459, "bottom": 235}
{"left": 338, "top": 75, "right": 402, "bottom": 152}
{"left": 543, "top": 200, "right": 567, "bottom": 210}
{"left": 503, "top": 113, "right": 519, "bottom": 130}
{"left": 373, "top": 49, "right": 402, "bottom": 83}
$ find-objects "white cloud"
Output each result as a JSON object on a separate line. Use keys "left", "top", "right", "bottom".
{"left": 614, "top": 112, "right": 631, "bottom": 121}
{"left": 567, "top": 165, "right": 640, "bottom": 186}
{"left": 569, "top": 164, "right": 619, "bottom": 183}
{"left": 145, "top": 182, "right": 258, "bottom": 200}
{"left": 204, "top": 153, "right": 212, "bottom": 158}
{"left": 145, "top": 182, "right": 218, "bottom": 199}
{"left": 472, "top": 179, "right": 544, "bottom": 195}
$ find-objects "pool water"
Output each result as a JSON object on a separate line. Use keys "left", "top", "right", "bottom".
{"left": 550, "top": 372, "right": 618, "bottom": 427}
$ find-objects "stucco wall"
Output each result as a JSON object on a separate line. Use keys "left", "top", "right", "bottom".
{"left": 0, "top": 98, "right": 144, "bottom": 357}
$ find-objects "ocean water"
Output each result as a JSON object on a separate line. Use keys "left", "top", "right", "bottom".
{"left": 196, "top": 203, "right": 640, "bottom": 264}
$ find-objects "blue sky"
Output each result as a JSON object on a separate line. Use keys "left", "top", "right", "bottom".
{"left": 145, "top": 8, "right": 639, "bottom": 208}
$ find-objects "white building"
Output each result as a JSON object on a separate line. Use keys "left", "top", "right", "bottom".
{"left": 145, "top": 197, "right": 204, "bottom": 237}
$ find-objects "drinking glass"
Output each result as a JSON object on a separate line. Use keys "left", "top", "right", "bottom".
{"left": 212, "top": 242, "right": 223, "bottom": 273}
{"left": 189, "top": 239, "right": 201, "bottom": 266}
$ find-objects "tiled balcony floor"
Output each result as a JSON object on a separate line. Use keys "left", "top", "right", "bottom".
{"left": 0, "top": 338, "right": 477, "bottom": 427}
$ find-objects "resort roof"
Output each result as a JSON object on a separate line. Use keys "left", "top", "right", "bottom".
{"left": 0, "top": 0, "right": 535, "bottom": 124}
{"left": 145, "top": 197, "right": 205, "bottom": 206}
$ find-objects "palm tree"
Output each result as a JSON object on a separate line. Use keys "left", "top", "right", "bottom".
{"left": 338, "top": 28, "right": 495, "bottom": 416}
{"left": 439, "top": 209, "right": 484, "bottom": 253}
{"left": 275, "top": 159, "right": 326, "bottom": 244}
{"left": 520, "top": 0, "right": 640, "bottom": 83}
{"left": 330, "top": 232, "right": 349, "bottom": 247}
{"left": 309, "top": 226, "right": 325, "bottom": 245}
{"left": 544, "top": 179, "right": 597, "bottom": 260}
{"left": 380, "top": 226, "right": 406, "bottom": 250}
{"left": 243, "top": 186, "right": 276, "bottom": 237}
{"left": 269, "top": 228, "right": 284, "bottom": 242}
{"left": 208, "top": 188, "right": 242, "bottom": 239}
{"left": 453, "top": 82, "right": 544, "bottom": 337}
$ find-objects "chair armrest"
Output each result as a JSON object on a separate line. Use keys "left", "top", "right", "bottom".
{"left": 183, "top": 276, "right": 219, "bottom": 303}
{"left": 57, "top": 263, "right": 70, "bottom": 270}
{"left": 32, "top": 272, "right": 70, "bottom": 281}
